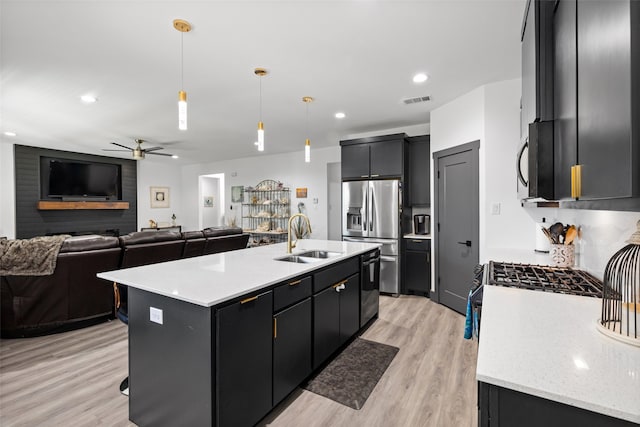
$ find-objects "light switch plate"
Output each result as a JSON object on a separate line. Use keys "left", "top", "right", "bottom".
{"left": 149, "top": 307, "right": 163, "bottom": 324}
{"left": 491, "top": 203, "right": 501, "bottom": 215}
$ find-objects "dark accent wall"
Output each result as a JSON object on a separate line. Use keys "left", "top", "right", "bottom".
{"left": 14, "top": 145, "right": 137, "bottom": 238}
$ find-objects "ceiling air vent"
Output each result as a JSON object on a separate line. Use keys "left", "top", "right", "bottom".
{"left": 402, "top": 96, "right": 431, "bottom": 105}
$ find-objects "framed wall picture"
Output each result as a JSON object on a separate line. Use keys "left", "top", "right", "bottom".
{"left": 204, "top": 196, "right": 214, "bottom": 207}
{"left": 150, "top": 186, "right": 170, "bottom": 208}
{"left": 296, "top": 187, "right": 308, "bottom": 198}
{"left": 231, "top": 185, "right": 244, "bottom": 203}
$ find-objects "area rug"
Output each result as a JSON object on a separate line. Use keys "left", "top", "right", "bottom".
{"left": 304, "top": 338, "right": 399, "bottom": 410}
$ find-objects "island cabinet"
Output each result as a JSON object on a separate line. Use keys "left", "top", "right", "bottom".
{"left": 216, "top": 290, "right": 273, "bottom": 427}
{"left": 478, "top": 382, "right": 637, "bottom": 427}
{"left": 272, "top": 276, "right": 312, "bottom": 405}
{"left": 312, "top": 257, "right": 360, "bottom": 369}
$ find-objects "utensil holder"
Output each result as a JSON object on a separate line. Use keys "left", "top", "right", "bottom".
{"left": 550, "top": 244, "right": 575, "bottom": 267}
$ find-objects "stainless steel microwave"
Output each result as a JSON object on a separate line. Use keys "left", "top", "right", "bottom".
{"left": 517, "top": 120, "right": 554, "bottom": 200}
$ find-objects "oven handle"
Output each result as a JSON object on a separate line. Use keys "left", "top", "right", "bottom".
{"left": 362, "top": 256, "right": 380, "bottom": 267}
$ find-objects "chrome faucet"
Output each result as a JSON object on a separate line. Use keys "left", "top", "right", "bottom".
{"left": 287, "top": 213, "right": 312, "bottom": 253}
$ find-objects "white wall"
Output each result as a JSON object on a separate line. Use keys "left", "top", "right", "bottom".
{"left": 180, "top": 146, "right": 341, "bottom": 238}
{"left": 137, "top": 159, "right": 183, "bottom": 230}
{"left": 0, "top": 143, "right": 16, "bottom": 238}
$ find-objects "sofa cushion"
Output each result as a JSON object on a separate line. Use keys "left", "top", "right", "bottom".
{"left": 182, "top": 230, "right": 205, "bottom": 240}
{"left": 60, "top": 235, "right": 120, "bottom": 253}
{"left": 203, "top": 226, "right": 242, "bottom": 238}
{"left": 119, "top": 230, "right": 182, "bottom": 246}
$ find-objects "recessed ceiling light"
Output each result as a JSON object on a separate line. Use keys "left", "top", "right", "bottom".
{"left": 3, "top": 131, "right": 17, "bottom": 137}
{"left": 335, "top": 112, "right": 346, "bottom": 119}
{"left": 413, "top": 73, "right": 428, "bottom": 83}
{"left": 80, "top": 95, "right": 97, "bottom": 103}
{"left": 172, "top": 155, "right": 179, "bottom": 159}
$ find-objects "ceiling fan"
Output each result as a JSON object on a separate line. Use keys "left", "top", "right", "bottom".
{"left": 103, "top": 139, "right": 176, "bottom": 160}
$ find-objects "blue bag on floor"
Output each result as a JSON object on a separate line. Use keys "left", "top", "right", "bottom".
{"left": 463, "top": 289, "right": 473, "bottom": 339}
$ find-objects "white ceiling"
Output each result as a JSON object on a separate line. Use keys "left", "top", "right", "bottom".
{"left": 1, "top": 0, "right": 524, "bottom": 164}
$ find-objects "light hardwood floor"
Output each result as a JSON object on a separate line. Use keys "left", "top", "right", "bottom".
{"left": 0, "top": 296, "right": 478, "bottom": 426}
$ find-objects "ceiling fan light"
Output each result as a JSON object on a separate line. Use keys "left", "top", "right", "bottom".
{"left": 133, "top": 148, "right": 145, "bottom": 160}
{"left": 178, "top": 90, "right": 187, "bottom": 130}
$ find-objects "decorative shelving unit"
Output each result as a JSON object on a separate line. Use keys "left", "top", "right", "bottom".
{"left": 241, "top": 180, "right": 290, "bottom": 246}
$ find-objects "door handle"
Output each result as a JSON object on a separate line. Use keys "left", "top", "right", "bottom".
{"left": 457, "top": 240, "right": 472, "bottom": 247}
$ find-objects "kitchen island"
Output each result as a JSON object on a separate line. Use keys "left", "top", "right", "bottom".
{"left": 98, "top": 239, "right": 380, "bottom": 427}
{"left": 476, "top": 285, "right": 640, "bottom": 426}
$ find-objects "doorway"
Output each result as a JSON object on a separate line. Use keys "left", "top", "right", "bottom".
{"left": 433, "top": 141, "right": 479, "bottom": 315}
{"left": 198, "top": 173, "right": 225, "bottom": 229}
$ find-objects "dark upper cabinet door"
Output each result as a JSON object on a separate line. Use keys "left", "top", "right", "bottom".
{"left": 216, "top": 291, "right": 273, "bottom": 427}
{"left": 553, "top": 0, "right": 578, "bottom": 200}
{"left": 408, "top": 136, "right": 431, "bottom": 206}
{"left": 369, "top": 140, "right": 403, "bottom": 178}
{"left": 338, "top": 273, "right": 360, "bottom": 345}
{"left": 273, "top": 298, "right": 312, "bottom": 405}
{"left": 313, "top": 285, "right": 341, "bottom": 369}
{"left": 577, "top": 0, "right": 639, "bottom": 199}
{"left": 341, "top": 144, "right": 370, "bottom": 180}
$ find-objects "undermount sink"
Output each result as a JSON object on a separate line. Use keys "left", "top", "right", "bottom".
{"left": 274, "top": 250, "right": 342, "bottom": 263}
{"left": 274, "top": 255, "right": 320, "bottom": 264}
{"left": 296, "top": 250, "right": 342, "bottom": 259}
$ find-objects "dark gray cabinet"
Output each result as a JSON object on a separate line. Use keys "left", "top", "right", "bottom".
{"left": 576, "top": 0, "right": 639, "bottom": 200}
{"left": 216, "top": 291, "right": 273, "bottom": 427}
{"left": 553, "top": 0, "right": 577, "bottom": 200}
{"left": 478, "top": 381, "right": 636, "bottom": 427}
{"left": 273, "top": 297, "right": 312, "bottom": 405}
{"left": 552, "top": 0, "right": 640, "bottom": 208}
{"left": 313, "top": 272, "right": 360, "bottom": 369}
{"left": 340, "top": 134, "right": 406, "bottom": 180}
{"left": 407, "top": 135, "right": 430, "bottom": 206}
{"left": 402, "top": 239, "right": 430, "bottom": 296}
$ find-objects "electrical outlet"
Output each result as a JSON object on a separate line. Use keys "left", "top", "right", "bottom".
{"left": 491, "top": 203, "right": 501, "bottom": 215}
{"left": 313, "top": 198, "right": 318, "bottom": 204}
{"left": 150, "top": 307, "right": 163, "bottom": 325}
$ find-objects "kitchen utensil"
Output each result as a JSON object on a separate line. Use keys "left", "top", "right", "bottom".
{"left": 549, "top": 222, "right": 564, "bottom": 244}
{"left": 541, "top": 227, "right": 555, "bottom": 244}
{"left": 564, "top": 226, "right": 577, "bottom": 245}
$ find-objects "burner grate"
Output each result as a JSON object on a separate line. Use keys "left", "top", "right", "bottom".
{"left": 488, "top": 261, "right": 603, "bottom": 297}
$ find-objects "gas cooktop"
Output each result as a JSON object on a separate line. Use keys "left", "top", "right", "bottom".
{"left": 487, "top": 261, "right": 603, "bottom": 298}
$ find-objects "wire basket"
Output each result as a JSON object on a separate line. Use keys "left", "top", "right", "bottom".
{"left": 597, "top": 220, "right": 640, "bottom": 347}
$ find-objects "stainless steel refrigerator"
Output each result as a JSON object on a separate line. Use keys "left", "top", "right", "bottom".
{"left": 342, "top": 179, "right": 400, "bottom": 294}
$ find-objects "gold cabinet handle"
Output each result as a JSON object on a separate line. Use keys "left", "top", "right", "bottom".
{"left": 273, "top": 317, "right": 277, "bottom": 339}
{"left": 571, "top": 164, "right": 582, "bottom": 199}
{"left": 240, "top": 295, "right": 258, "bottom": 304}
{"left": 288, "top": 279, "right": 302, "bottom": 286}
{"left": 332, "top": 280, "right": 347, "bottom": 289}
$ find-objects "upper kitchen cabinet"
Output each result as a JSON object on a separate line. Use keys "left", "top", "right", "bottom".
{"left": 521, "top": 0, "right": 555, "bottom": 133}
{"left": 553, "top": 0, "right": 640, "bottom": 208}
{"left": 340, "top": 134, "right": 407, "bottom": 180}
{"left": 407, "top": 135, "right": 431, "bottom": 206}
{"left": 574, "top": 0, "right": 640, "bottom": 201}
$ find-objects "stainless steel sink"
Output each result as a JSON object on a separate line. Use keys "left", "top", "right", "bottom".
{"left": 274, "top": 250, "right": 342, "bottom": 263}
{"left": 296, "top": 250, "right": 342, "bottom": 258}
{"left": 274, "top": 255, "right": 319, "bottom": 264}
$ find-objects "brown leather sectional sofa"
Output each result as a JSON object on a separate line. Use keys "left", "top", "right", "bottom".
{"left": 0, "top": 227, "right": 249, "bottom": 338}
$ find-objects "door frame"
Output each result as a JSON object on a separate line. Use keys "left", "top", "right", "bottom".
{"left": 431, "top": 140, "right": 480, "bottom": 304}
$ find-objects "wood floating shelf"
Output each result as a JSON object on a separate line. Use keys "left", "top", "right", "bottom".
{"left": 37, "top": 201, "right": 130, "bottom": 210}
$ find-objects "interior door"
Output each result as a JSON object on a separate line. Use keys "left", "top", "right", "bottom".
{"left": 435, "top": 142, "right": 479, "bottom": 314}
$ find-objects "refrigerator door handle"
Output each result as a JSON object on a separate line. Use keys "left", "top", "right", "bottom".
{"left": 368, "top": 183, "right": 374, "bottom": 232}
{"left": 363, "top": 183, "right": 368, "bottom": 233}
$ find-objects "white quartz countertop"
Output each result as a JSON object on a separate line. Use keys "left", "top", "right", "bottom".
{"left": 98, "top": 239, "right": 379, "bottom": 307}
{"left": 476, "top": 285, "right": 640, "bottom": 423}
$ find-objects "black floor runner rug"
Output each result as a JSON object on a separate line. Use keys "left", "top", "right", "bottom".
{"left": 304, "top": 338, "right": 399, "bottom": 410}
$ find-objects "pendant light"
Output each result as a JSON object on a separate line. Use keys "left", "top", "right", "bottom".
{"left": 303, "top": 96, "right": 313, "bottom": 163}
{"left": 255, "top": 68, "right": 267, "bottom": 151}
{"left": 173, "top": 19, "right": 191, "bottom": 130}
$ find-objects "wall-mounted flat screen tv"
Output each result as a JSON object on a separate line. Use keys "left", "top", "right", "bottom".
{"left": 41, "top": 157, "right": 122, "bottom": 200}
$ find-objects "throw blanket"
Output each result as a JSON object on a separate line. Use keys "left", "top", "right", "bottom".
{"left": 0, "top": 235, "right": 69, "bottom": 276}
